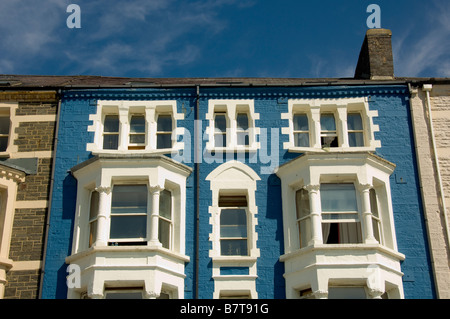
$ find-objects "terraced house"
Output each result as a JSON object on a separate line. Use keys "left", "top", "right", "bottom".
{"left": 1, "top": 29, "right": 448, "bottom": 299}
{"left": 0, "top": 81, "right": 58, "bottom": 298}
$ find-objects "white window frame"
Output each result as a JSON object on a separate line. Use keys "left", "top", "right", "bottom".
{"left": 128, "top": 113, "right": 146, "bottom": 150}
{"left": 108, "top": 184, "right": 149, "bottom": 245}
{"left": 219, "top": 199, "right": 249, "bottom": 257}
{"left": 206, "top": 161, "right": 261, "bottom": 299}
{"left": 0, "top": 165, "right": 26, "bottom": 299}
{"left": 281, "top": 97, "right": 380, "bottom": 152}
{"left": 0, "top": 103, "right": 19, "bottom": 157}
{"left": 206, "top": 100, "right": 260, "bottom": 152}
{"left": 87, "top": 100, "right": 184, "bottom": 155}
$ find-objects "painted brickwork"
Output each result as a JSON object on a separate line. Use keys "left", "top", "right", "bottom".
{"left": 41, "top": 85, "right": 436, "bottom": 299}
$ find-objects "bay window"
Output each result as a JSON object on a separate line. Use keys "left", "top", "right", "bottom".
{"left": 67, "top": 154, "right": 192, "bottom": 299}
{"left": 277, "top": 152, "right": 405, "bottom": 299}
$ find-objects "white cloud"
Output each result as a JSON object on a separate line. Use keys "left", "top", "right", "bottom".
{"left": 394, "top": 1, "right": 450, "bottom": 77}
{"left": 0, "top": 0, "right": 255, "bottom": 76}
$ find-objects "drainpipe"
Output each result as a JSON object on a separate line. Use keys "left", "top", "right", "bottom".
{"left": 422, "top": 84, "right": 450, "bottom": 248}
{"left": 194, "top": 85, "right": 200, "bottom": 299}
{"left": 38, "top": 89, "right": 61, "bottom": 298}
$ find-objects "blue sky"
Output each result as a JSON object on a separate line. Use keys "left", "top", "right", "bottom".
{"left": 0, "top": 0, "right": 449, "bottom": 78}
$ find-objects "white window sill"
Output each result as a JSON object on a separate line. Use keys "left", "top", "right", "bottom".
{"left": 211, "top": 256, "right": 258, "bottom": 264}
{"left": 66, "top": 244, "right": 190, "bottom": 264}
{"left": 288, "top": 146, "right": 377, "bottom": 153}
{"left": 206, "top": 146, "right": 259, "bottom": 153}
{"left": 280, "top": 243, "right": 405, "bottom": 262}
{"left": 90, "top": 147, "right": 180, "bottom": 156}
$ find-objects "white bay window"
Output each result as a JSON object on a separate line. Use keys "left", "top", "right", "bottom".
{"left": 67, "top": 154, "right": 192, "bottom": 299}
{"left": 276, "top": 152, "right": 405, "bottom": 299}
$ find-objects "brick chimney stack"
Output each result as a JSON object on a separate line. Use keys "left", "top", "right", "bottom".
{"left": 354, "top": 29, "right": 394, "bottom": 80}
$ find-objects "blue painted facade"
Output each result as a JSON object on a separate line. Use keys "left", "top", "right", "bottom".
{"left": 41, "top": 84, "right": 436, "bottom": 299}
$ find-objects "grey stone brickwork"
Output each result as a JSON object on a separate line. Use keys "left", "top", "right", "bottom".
{"left": 15, "top": 102, "right": 57, "bottom": 116}
{"left": 16, "top": 158, "right": 53, "bottom": 201}
{"left": 14, "top": 121, "right": 56, "bottom": 152}
{"left": 1, "top": 93, "right": 57, "bottom": 299}
{"left": 8, "top": 208, "right": 47, "bottom": 262}
{"left": 4, "top": 269, "right": 41, "bottom": 299}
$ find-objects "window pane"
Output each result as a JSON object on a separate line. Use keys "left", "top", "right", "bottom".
{"left": 219, "top": 195, "right": 247, "bottom": 207}
{"left": 369, "top": 189, "right": 379, "bottom": 218}
{"left": 348, "top": 132, "right": 364, "bottom": 147}
{"left": 328, "top": 287, "right": 367, "bottom": 299}
{"left": 103, "top": 134, "right": 119, "bottom": 150}
{"left": 221, "top": 239, "right": 247, "bottom": 256}
{"left": 89, "top": 220, "right": 97, "bottom": 247}
{"left": 159, "top": 190, "right": 172, "bottom": 220}
{"left": 236, "top": 113, "right": 249, "bottom": 130}
{"left": 320, "top": 114, "right": 336, "bottom": 131}
{"left": 111, "top": 185, "right": 147, "bottom": 214}
{"left": 320, "top": 184, "right": 358, "bottom": 212}
{"left": 157, "top": 133, "right": 172, "bottom": 149}
{"left": 0, "top": 117, "right": 10, "bottom": 134}
{"left": 89, "top": 191, "right": 99, "bottom": 221}
{"left": 105, "top": 292, "right": 143, "bottom": 299}
{"left": 220, "top": 209, "right": 247, "bottom": 238}
{"left": 130, "top": 134, "right": 145, "bottom": 144}
{"left": 322, "top": 222, "right": 362, "bottom": 244}
{"left": 299, "top": 219, "right": 311, "bottom": 248}
{"left": 130, "top": 115, "right": 145, "bottom": 133}
{"left": 0, "top": 136, "right": 8, "bottom": 152}
{"left": 347, "top": 113, "right": 363, "bottom": 131}
{"left": 294, "top": 132, "right": 309, "bottom": 147}
{"left": 110, "top": 215, "right": 146, "bottom": 239}
{"left": 237, "top": 132, "right": 249, "bottom": 146}
{"left": 159, "top": 219, "right": 171, "bottom": 249}
{"left": 296, "top": 189, "right": 310, "bottom": 219}
{"left": 215, "top": 114, "right": 227, "bottom": 132}
{"left": 215, "top": 133, "right": 226, "bottom": 147}
{"left": 293, "top": 114, "right": 308, "bottom": 131}
{"left": 104, "top": 115, "right": 119, "bottom": 132}
{"left": 157, "top": 115, "right": 172, "bottom": 132}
